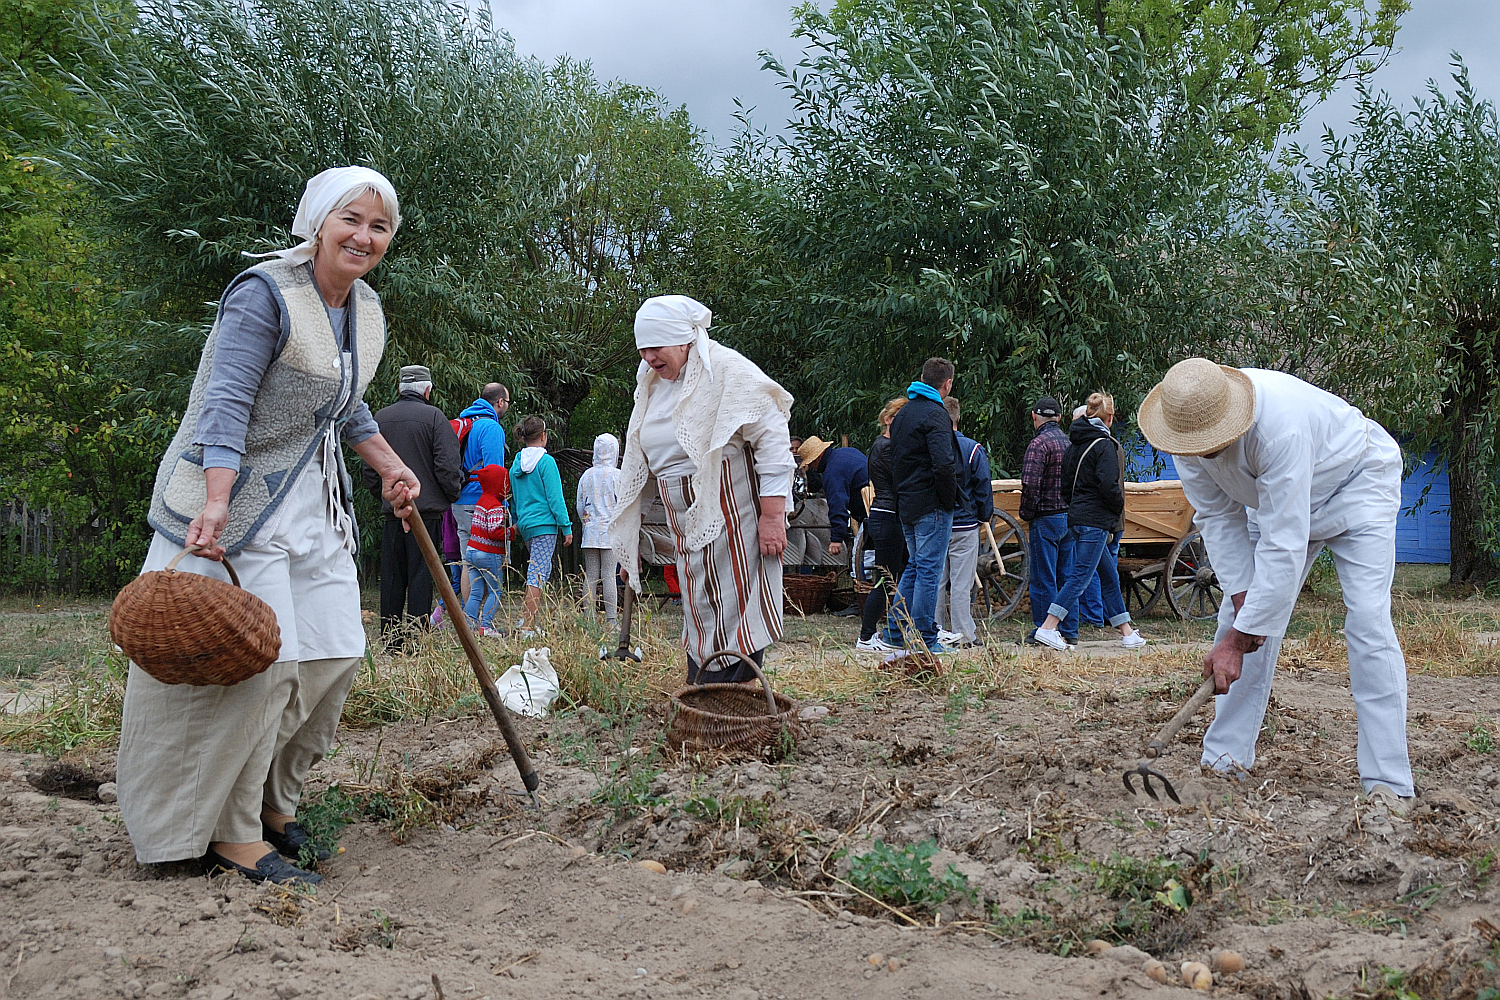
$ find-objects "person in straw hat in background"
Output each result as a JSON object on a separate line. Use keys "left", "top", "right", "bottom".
{"left": 118, "top": 166, "right": 421, "bottom": 884}
{"left": 796, "top": 434, "right": 869, "bottom": 560}
{"left": 611, "top": 294, "right": 796, "bottom": 685}
{"left": 1139, "top": 359, "right": 1413, "bottom": 809}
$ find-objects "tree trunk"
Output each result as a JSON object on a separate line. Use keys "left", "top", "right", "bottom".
{"left": 1446, "top": 383, "right": 1499, "bottom": 585}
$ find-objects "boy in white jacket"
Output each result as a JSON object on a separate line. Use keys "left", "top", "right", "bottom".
{"left": 1140, "top": 359, "right": 1413, "bottom": 808}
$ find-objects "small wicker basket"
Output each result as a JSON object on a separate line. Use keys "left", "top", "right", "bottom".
{"left": 109, "top": 548, "right": 281, "bottom": 686}
{"left": 783, "top": 570, "right": 837, "bottom": 616}
{"left": 666, "top": 651, "right": 800, "bottom": 758}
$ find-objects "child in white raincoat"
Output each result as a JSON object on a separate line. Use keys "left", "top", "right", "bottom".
{"left": 576, "top": 433, "right": 622, "bottom": 625}
{"left": 1140, "top": 359, "right": 1414, "bottom": 809}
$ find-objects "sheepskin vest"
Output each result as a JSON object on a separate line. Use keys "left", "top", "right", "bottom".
{"left": 147, "top": 259, "right": 386, "bottom": 554}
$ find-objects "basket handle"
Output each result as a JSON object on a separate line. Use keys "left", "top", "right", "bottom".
{"left": 696, "top": 649, "right": 779, "bottom": 719}
{"left": 165, "top": 545, "right": 242, "bottom": 589}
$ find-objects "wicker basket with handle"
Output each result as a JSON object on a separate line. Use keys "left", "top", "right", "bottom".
{"left": 666, "top": 651, "right": 800, "bottom": 758}
{"left": 783, "top": 570, "right": 837, "bottom": 616}
{"left": 109, "top": 547, "right": 281, "bottom": 686}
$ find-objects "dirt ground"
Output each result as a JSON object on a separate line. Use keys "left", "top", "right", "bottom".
{"left": 1, "top": 580, "right": 1498, "bottom": 1000}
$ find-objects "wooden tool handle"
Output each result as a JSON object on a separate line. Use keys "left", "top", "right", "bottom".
{"left": 407, "top": 512, "right": 539, "bottom": 793}
{"left": 616, "top": 585, "right": 635, "bottom": 651}
{"left": 1145, "top": 678, "right": 1216, "bottom": 759}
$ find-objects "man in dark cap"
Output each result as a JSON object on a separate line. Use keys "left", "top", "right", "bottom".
{"left": 1019, "top": 396, "right": 1076, "bottom": 647}
{"left": 363, "top": 365, "right": 463, "bottom": 651}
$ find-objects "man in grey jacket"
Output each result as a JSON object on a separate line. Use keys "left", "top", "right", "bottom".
{"left": 363, "top": 365, "right": 463, "bottom": 650}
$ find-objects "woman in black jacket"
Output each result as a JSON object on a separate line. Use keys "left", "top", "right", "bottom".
{"left": 1033, "top": 392, "right": 1146, "bottom": 651}
{"left": 856, "top": 397, "right": 909, "bottom": 652}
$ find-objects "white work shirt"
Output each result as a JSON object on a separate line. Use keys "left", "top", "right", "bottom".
{"left": 638, "top": 374, "right": 795, "bottom": 497}
{"left": 1174, "top": 369, "right": 1400, "bottom": 639}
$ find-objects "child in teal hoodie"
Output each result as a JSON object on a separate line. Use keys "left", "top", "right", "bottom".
{"left": 510, "top": 415, "right": 573, "bottom": 633}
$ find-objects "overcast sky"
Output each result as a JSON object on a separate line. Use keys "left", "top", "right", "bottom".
{"left": 490, "top": 0, "right": 1498, "bottom": 152}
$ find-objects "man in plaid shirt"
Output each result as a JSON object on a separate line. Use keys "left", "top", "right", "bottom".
{"left": 1019, "top": 397, "right": 1076, "bottom": 646}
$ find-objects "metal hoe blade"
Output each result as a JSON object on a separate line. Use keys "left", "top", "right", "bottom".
{"left": 1122, "top": 761, "right": 1181, "bottom": 804}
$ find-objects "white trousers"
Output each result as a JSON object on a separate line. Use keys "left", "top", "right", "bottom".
{"left": 582, "top": 547, "right": 619, "bottom": 623}
{"left": 1201, "top": 520, "right": 1413, "bottom": 796}
{"left": 936, "top": 527, "right": 980, "bottom": 643}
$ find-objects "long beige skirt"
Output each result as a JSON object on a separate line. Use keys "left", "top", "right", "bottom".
{"left": 657, "top": 439, "right": 783, "bottom": 667}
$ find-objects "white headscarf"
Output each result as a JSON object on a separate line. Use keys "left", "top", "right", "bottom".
{"left": 634, "top": 294, "right": 714, "bottom": 381}
{"left": 244, "top": 166, "right": 402, "bottom": 265}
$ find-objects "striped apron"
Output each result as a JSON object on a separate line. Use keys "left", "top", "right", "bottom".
{"left": 657, "top": 439, "right": 783, "bottom": 669}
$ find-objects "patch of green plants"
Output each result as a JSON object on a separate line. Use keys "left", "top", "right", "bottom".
{"left": 294, "top": 783, "right": 398, "bottom": 867}
{"left": 846, "top": 839, "right": 973, "bottom": 911}
{"left": 682, "top": 794, "right": 769, "bottom": 829}
{"left": 1466, "top": 718, "right": 1495, "bottom": 754}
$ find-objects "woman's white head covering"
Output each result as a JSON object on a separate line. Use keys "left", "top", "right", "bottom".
{"left": 592, "top": 432, "right": 620, "bottom": 469}
{"left": 634, "top": 294, "right": 714, "bottom": 380}
{"left": 245, "top": 166, "right": 402, "bottom": 265}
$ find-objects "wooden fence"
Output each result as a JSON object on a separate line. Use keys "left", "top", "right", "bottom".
{"left": 1, "top": 499, "right": 81, "bottom": 592}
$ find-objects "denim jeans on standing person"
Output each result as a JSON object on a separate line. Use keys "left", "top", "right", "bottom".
{"left": 885, "top": 509, "right": 954, "bottom": 651}
{"left": 1050, "top": 526, "right": 1131, "bottom": 628}
{"left": 1079, "top": 533, "right": 1122, "bottom": 627}
{"left": 463, "top": 548, "right": 505, "bottom": 630}
{"left": 1027, "top": 513, "right": 1077, "bottom": 642}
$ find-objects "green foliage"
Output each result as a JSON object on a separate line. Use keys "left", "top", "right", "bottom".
{"left": 56, "top": 0, "right": 715, "bottom": 429}
{"left": 722, "top": 0, "right": 1229, "bottom": 468}
{"left": 1467, "top": 719, "right": 1495, "bottom": 755}
{"left": 1085, "top": 0, "right": 1407, "bottom": 150}
{"left": 846, "top": 838, "right": 972, "bottom": 910}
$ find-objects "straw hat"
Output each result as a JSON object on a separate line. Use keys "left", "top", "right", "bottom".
{"left": 797, "top": 436, "right": 833, "bottom": 468}
{"left": 1139, "top": 358, "right": 1256, "bottom": 457}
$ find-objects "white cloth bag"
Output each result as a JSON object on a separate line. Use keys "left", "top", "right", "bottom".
{"left": 493, "top": 647, "right": 560, "bottom": 718}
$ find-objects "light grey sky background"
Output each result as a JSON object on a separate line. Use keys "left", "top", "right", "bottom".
{"left": 491, "top": 0, "right": 1498, "bottom": 152}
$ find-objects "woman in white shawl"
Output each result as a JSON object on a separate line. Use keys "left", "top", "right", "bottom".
{"left": 576, "top": 433, "right": 622, "bottom": 625}
{"left": 118, "top": 167, "right": 419, "bottom": 885}
{"left": 610, "top": 295, "right": 795, "bottom": 683}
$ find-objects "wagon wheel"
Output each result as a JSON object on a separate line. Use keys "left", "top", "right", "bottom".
{"left": 976, "top": 509, "right": 1028, "bottom": 620}
{"left": 1118, "top": 560, "right": 1165, "bottom": 617}
{"left": 1165, "top": 530, "right": 1222, "bottom": 620}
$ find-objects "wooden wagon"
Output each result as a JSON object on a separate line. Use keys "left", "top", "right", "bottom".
{"left": 975, "top": 479, "right": 1224, "bottom": 621}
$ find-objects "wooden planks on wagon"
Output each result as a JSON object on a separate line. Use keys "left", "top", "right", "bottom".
{"left": 990, "top": 479, "right": 1195, "bottom": 545}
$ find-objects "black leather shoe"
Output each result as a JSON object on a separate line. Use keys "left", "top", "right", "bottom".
{"left": 204, "top": 848, "right": 321, "bottom": 885}
{"left": 264, "top": 821, "right": 331, "bottom": 864}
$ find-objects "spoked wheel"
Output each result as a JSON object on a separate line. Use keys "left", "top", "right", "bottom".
{"left": 976, "top": 509, "right": 1028, "bottom": 620}
{"left": 1165, "top": 530, "right": 1223, "bottom": 620}
{"left": 1118, "top": 558, "right": 1165, "bottom": 617}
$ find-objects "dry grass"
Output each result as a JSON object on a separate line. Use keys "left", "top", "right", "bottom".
{"left": 1292, "top": 599, "right": 1500, "bottom": 678}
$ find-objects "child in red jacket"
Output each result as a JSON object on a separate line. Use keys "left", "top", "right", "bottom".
{"left": 463, "top": 464, "right": 510, "bottom": 634}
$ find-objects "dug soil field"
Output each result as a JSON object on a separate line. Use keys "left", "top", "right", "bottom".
{"left": 0, "top": 570, "right": 1497, "bottom": 1000}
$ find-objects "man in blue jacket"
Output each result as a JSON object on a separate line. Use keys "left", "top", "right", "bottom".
{"left": 885, "top": 357, "right": 962, "bottom": 655}
{"left": 452, "top": 382, "right": 509, "bottom": 602}
{"left": 797, "top": 436, "right": 868, "bottom": 559}
{"left": 936, "top": 397, "right": 993, "bottom": 647}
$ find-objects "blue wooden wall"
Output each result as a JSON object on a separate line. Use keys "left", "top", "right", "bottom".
{"left": 1123, "top": 438, "right": 1450, "bottom": 564}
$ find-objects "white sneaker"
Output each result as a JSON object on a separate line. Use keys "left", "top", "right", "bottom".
{"left": 1365, "top": 783, "right": 1414, "bottom": 816}
{"left": 1033, "top": 628, "right": 1069, "bottom": 651}
{"left": 937, "top": 629, "right": 964, "bottom": 646}
{"left": 855, "top": 635, "right": 899, "bottom": 653}
{"left": 1121, "top": 631, "right": 1147, "bottom": 649}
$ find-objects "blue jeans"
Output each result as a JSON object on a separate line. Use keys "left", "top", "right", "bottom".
{"left": 1027, "top": 513, "right": 1077, "bottom": 641}
{"left": 464, "top": 548, "right": 505, "bottom": 629}
{"left": 1079, "top": 534, "right": 1122, "bottom": 626}
{"left": 885, "top": 509, "right": 954, "bottom": 650}
{"left": 1050, "top": 526, "right": 1131, "bottom": 627}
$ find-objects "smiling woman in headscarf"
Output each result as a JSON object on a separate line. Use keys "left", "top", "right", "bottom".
{"left": 117, "top": 166, "right": 421, "bottom": 885}
{"left": 610, "top": 294, "right": 796, "bottom": 684}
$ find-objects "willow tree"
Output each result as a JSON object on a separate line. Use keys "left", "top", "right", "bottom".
{"left": 710, "top": 0, "right": 1228, "bottom": 468}
{"left": 57, "top": 0, "right": 713, "bottom": 433}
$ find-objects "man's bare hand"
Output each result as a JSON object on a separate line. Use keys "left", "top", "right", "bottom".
{"left": 829, "top": 540, "right": 843, "bottom": 556}
{"left": 1202, "top": 640, "right": 1245, "bottom": 695}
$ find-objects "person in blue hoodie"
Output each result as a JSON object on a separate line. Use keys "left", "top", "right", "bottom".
{"left": 452, "top": 383, "right": 509, "bottom": 604}
{"left": 510, "top": 414, "right": 572, "bottom": 635}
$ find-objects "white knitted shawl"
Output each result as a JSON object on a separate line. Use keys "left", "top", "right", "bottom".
{"left": 610, "top": 338, "right": 793, "bottom": 590}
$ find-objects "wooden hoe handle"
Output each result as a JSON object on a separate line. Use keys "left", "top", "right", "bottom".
{"left": 1145, "top": 678, "right": 1216, "bottom": 760}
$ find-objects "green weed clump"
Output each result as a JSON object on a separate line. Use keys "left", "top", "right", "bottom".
{"left": 0, "top": 650, "right": 126, "bottom": 754}
{"left": 846, "top": 839, "right": 972, "bottom": 912}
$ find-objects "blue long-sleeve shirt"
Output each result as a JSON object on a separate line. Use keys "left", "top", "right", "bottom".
{"left": 817, "top": 446, "right": 869, "bottom": 544}
{"left": 953, "top": 432, "right": 994, "bottom": 529}
{"left": 456, "top": 398, "right": 507, "bottom": 504}
{"left": 197, "top": 272, "right": 379, "bottom": 470}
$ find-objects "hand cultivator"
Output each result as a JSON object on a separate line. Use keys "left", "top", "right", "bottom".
{"left": 599, "top": 586, "right": 643, "bottom": 663}
{"left": 1122, "top": 677, "right": 1216, "bottom": 804}
{"left": 407, "top": 513, "right": 541, "bottom": 808}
